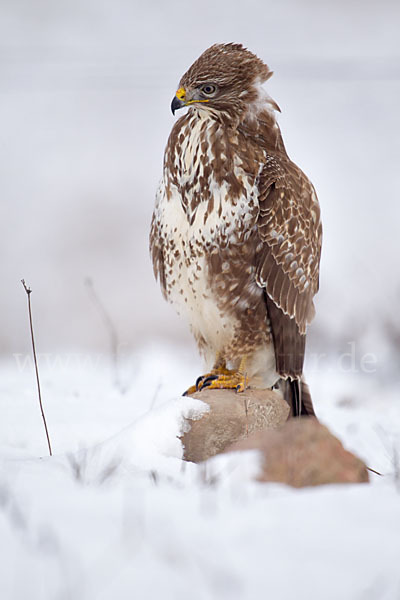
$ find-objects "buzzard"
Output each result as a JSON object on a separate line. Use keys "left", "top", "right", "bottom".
{"left": 150, "top": 44, "right": 322, "bottom": 416}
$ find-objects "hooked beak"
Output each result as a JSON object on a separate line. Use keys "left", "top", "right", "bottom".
{"left": 171, "top": 87, "right": 186, "bottom": 115}
{"left": 171, "top": 95, "right": 185, "bottom": 115}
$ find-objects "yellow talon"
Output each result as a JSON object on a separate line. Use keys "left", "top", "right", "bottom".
{"left": 183, "top": 365, "right": 230, "bottom": 396}
{"left": 199, "top": 371, "right": 248, "bottom": 393}
{"left": 183, "top": 384, "right": 198, "bottom": 396}
{"left": 183, "top": 357, "right": 248, "bottom": 396}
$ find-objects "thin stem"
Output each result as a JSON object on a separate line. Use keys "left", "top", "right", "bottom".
{"left": 21, "top": 279, "right": 52, "bottom": 457}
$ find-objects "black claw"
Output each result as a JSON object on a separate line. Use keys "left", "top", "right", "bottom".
{"left": 201, "top": 374, "right": 219, "bottom": 389}
{"left": 195, "top": 375, "right": 205, "bottom": 390}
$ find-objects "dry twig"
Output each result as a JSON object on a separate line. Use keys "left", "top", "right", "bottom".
{"left": 21, "top": 279, "right": 52, "bottom": 456}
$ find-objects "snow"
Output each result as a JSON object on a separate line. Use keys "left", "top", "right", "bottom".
{"left": 1, "top": 344, "right": 400, "bottom": 599}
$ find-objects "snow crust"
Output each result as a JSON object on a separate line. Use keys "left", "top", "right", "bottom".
{"left": 1, "top": 343, "right": 400, "bottom": 599}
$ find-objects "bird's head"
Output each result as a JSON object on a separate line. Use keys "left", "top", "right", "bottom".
{"left": 171, "top": 43, "right": 277, "bottom": 120}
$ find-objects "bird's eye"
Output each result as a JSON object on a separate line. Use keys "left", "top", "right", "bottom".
{"left": 201, "top": 84, "right": 216, "bottom": 96}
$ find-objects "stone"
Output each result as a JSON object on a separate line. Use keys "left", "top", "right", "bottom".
{"left": 181, "top": 387, "right": 290, "bottom": 463}
{"left": 225, "top": 419, "right": 369, "bottom": 487}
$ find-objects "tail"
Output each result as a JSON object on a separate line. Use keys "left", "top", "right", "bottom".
{"left": 283, "top": 378, "right": 316, "bottom": 418}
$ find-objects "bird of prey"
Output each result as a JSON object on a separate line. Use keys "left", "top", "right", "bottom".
{"left": 150, "top": 43, "right": 322, "bottom": 416}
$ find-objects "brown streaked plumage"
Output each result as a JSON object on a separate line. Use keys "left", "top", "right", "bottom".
{"left": 150, "top": 43, "right": 322, "bottom": 416}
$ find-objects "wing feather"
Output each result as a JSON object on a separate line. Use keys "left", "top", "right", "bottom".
{"left": 256, "top": 156, "right": 322, "bottom": 378}
{"left": 150, "top": 206, "right": 167, "bottom": 300}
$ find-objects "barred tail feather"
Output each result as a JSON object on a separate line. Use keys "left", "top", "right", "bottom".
{"left": 283, "top": 378, "right": 316, "bottom": 418}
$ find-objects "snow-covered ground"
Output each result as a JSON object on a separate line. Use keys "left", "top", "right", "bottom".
{"left": 1, "top": 0, "right": 400, "bottom": 357}
{"left": 1, "top": 343, "right": 400, "bottom": 599}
